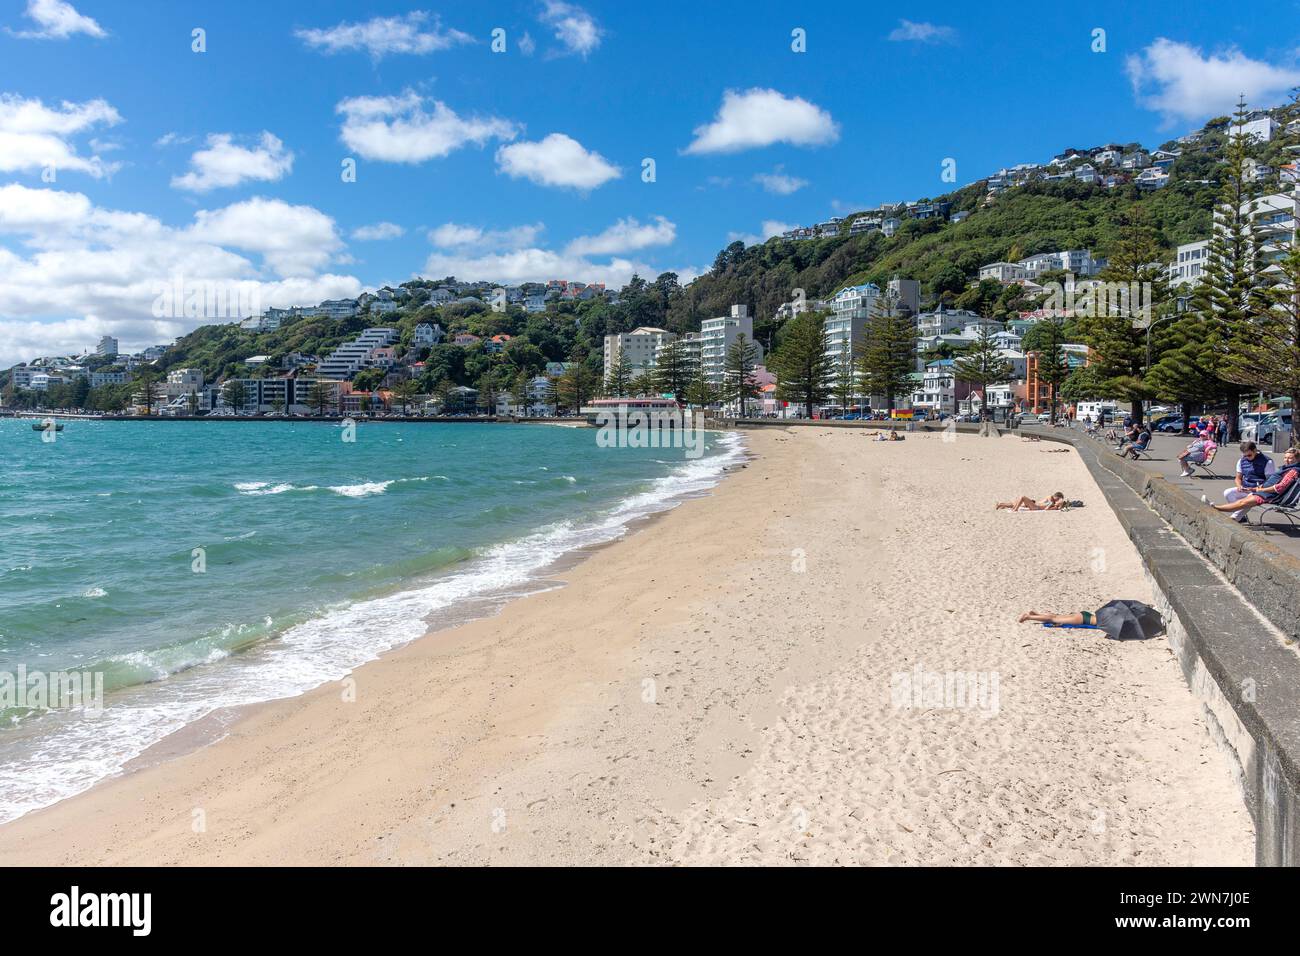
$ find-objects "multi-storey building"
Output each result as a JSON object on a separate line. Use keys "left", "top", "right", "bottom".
{"left": 699, "top": 306, "right": 757, "bottom": 388}
{"left": 602, "top": 327, "right": 677, "bottom": 381}
{"left": 1168, "top": 239, "right": 1210, "bottom": 287}
{"left": 315, "top": 328, "right": 399, "bottom": 379}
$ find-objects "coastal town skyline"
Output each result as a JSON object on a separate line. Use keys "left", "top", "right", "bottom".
{"left": 3, "top": 0, "right": 1300, "bottom": 366}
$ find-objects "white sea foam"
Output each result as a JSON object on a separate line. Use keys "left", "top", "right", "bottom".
{"left": 0, "top": 434, "right": 746, "bottom": 825}
{"left": 83, "top": 587, "right": 107, "bottom": 599}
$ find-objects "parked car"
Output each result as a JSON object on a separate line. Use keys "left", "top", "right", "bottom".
{"left": 1158, "top": 416, "right": 1203, "bottom": 433}
{"left": 1243, "top": 410, "right": 1292, "bottom": 446}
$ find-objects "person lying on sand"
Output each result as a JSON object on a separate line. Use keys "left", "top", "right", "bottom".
{"left": 996, "top": 492, "right": 1066, "bottom": 511}
{"left": 1018, "top": 610, "right": 1093, "bottom": 625}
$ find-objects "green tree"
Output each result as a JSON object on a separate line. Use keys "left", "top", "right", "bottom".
{"left": 1034, "top": 315, "right": 1071, "bottom": 422}
{"left": 476, "top": 373, "right": 500, "bottom": 415}
{"left": 832, "top": 337, "right": 856, "bottom": 412}
{"left": 391, "top": 379, "right": 419, "bottom": 415}
{"left": 651, "top": 339, "right": 694, "bottom": 402}
{"left": 720, "top": 332, "right": 760, "bottom": 416}
{"left": 307, "top": 381, "right": 334, "bottom": 416}
{"left": 1163, "top": 97, "right": 1267, "bottom": 439}
{"left": 683, "top": 359, "right": 719, "bottom": 407}
{"left": 953, "top": 325, "right": 1013, "bottom": 419}
{"left": 604, "top": 351, "right": 634, "bottom": 397}
{"left": 134, "top": 370, "right": 162, "bottom": 415}
{"left": 859, "top": 292, "right": 918, "bottom": 411}
{"left": 1075, "top": 218, "right": 1170, "bottom": 421}
{"left": 221, "top": 379, "right": 248, "bottom": 412}
{"left": 187, "top": 389, "right": 200, "bottom": 416}
{"left": 557, "top": 354, "right": 599, "bottom": 413}
{"left": 1221, "top": 188, "right": 1300, "bottom": 422}
{"left": 771, "top": 310, "right": 834, "bottom": 418}
{"left": 628, "top": 371, "right": 657, "bottom": 397}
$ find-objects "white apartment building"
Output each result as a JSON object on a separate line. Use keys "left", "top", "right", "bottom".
{"left": 1018, "top": 250, "right": 1103, "bottom": 278}
{"left": 979, "top": 262, "right": 1027, "bottom": 283}
{"left": 240, "top": 313, "right": 281, "bottom": 332}
{"left": 699, "top": 305, "right": 759, "bottom": 388}
{"left": 1244, "top": 192, "right": 1298, "bottom": 271}
{"left": 916, "top": 307, "right": 980, "bottom": 337}
{"left": 602, "top": 326, "right": 677, "bottom": 381}
{"left": 166, "top": 368, "right": 205, "bottom": 397}
{"left": 1168, "top": 239, "right": 1210, "bottom": 287}
{"left": 89, "top": 370, "right": 127, "bottom": 387}
{"left": 316, "top": 328, "right": 399, "bottom": 379}
{"left": 95, "top": 335, "right": 118, "bottom": 357}
{"left": 1241, "top": 116, "right": 1277, "bottom": 143}
{"left": 825, "top": 284, "right": 882, "bottom": 402}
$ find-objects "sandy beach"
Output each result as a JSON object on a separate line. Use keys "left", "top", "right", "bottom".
{"left": 0, "top": 426, "right": 1252, "bottom": 865}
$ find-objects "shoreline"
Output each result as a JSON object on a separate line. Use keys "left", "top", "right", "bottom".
{"left": 0, "top": 427, "right": 1251, "bottom": 865}
{"left": 0, "top": 429, "right": 749, "bottom": 827}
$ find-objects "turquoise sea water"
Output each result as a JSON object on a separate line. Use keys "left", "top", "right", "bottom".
{"left": 0, "top": 418, "right": 743, "bottom": 822}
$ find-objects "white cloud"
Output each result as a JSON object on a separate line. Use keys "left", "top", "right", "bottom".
{"left": 0, "top": 94, "right": 122, "bottom": 179}
{"left": 9, "top": 0, "right": 105, "bottom": 40}
{"left": 887, "top": 20, "right": 956, "bottom": 45}
{"left": 727, "top": 220, "right": 794, "bottom": 246}
{"left": 428, "top": 221, "right": 546, "bottom": 250}
{"left": 352, "top": 221, "right": 405, "bottom": 241}
{"left": 1125, "top": 38, "right": 1300, "bottom": 124}
{"left": 295, "top": 12, "right": 472, "bottom": 58}
{"left": 188, "top": 197, "right": 343, "bottom": 276}
{"left": 539, "top": 2, "right": 601, "bottom": 57}
{"left": 154, "top": 132, "right": 192, "bottom": 148}
{"left": 518, "top": 32, "right": 536, "bottom": 57}
{"left": 171, "top": 132, "right": 294, "bottom": 192}
{"left": 753, "top": 166, "right": 808, "bottom": 195}
{"left": 0, "top": 184, "right": 359, "bottom": 367}
{"left": 495, "top": 133, "right": 619, "bottom": 190}
{"left": 565, "top": 216, "right": 675, "bottom": 256}
{"left": 684, "top": 88, "right": 839, "bottom": 155}
{"left": 336, "top": 90, "right": 518, "bottom": 163}
{"left": 422, "top": 216, "right": 692, "bottom": 288}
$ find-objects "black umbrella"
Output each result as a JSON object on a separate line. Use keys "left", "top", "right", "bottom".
{"left": 1095, "top": 600, "right": 1164, "bottom": 641}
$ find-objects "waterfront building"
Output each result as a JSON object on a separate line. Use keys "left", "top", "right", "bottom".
{"left": 602, "top": 327, "right": 677, "bottom": 381}
{"left": 699, "top": 305, "right": 760, "bottom": 389}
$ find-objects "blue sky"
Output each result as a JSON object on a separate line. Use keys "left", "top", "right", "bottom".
{"left": 3, "top": 0, "right": 1300, "bottom": 366}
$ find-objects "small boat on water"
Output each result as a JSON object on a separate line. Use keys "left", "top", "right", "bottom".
{"left": 32, "top": 419, "right": 64, "bottom": 432}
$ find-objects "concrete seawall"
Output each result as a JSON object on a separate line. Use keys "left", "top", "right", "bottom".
{"left": 1022, "top": 425, "right": 1300, "bottom": 866}
{"left": 729, "top": 416, "right": 1300, "bottom": 865}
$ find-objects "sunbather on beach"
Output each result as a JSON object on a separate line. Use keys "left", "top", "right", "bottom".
{"left": 1018, "top": 610, "right": 1094, "bottom": 625}
{"left": 995, "top": 491, "right": 1066, "bottom": 511}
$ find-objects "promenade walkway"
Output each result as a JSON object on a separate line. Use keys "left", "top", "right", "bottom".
{"left": 1068, "top": 426, "right": 1300, "bottom": 554}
